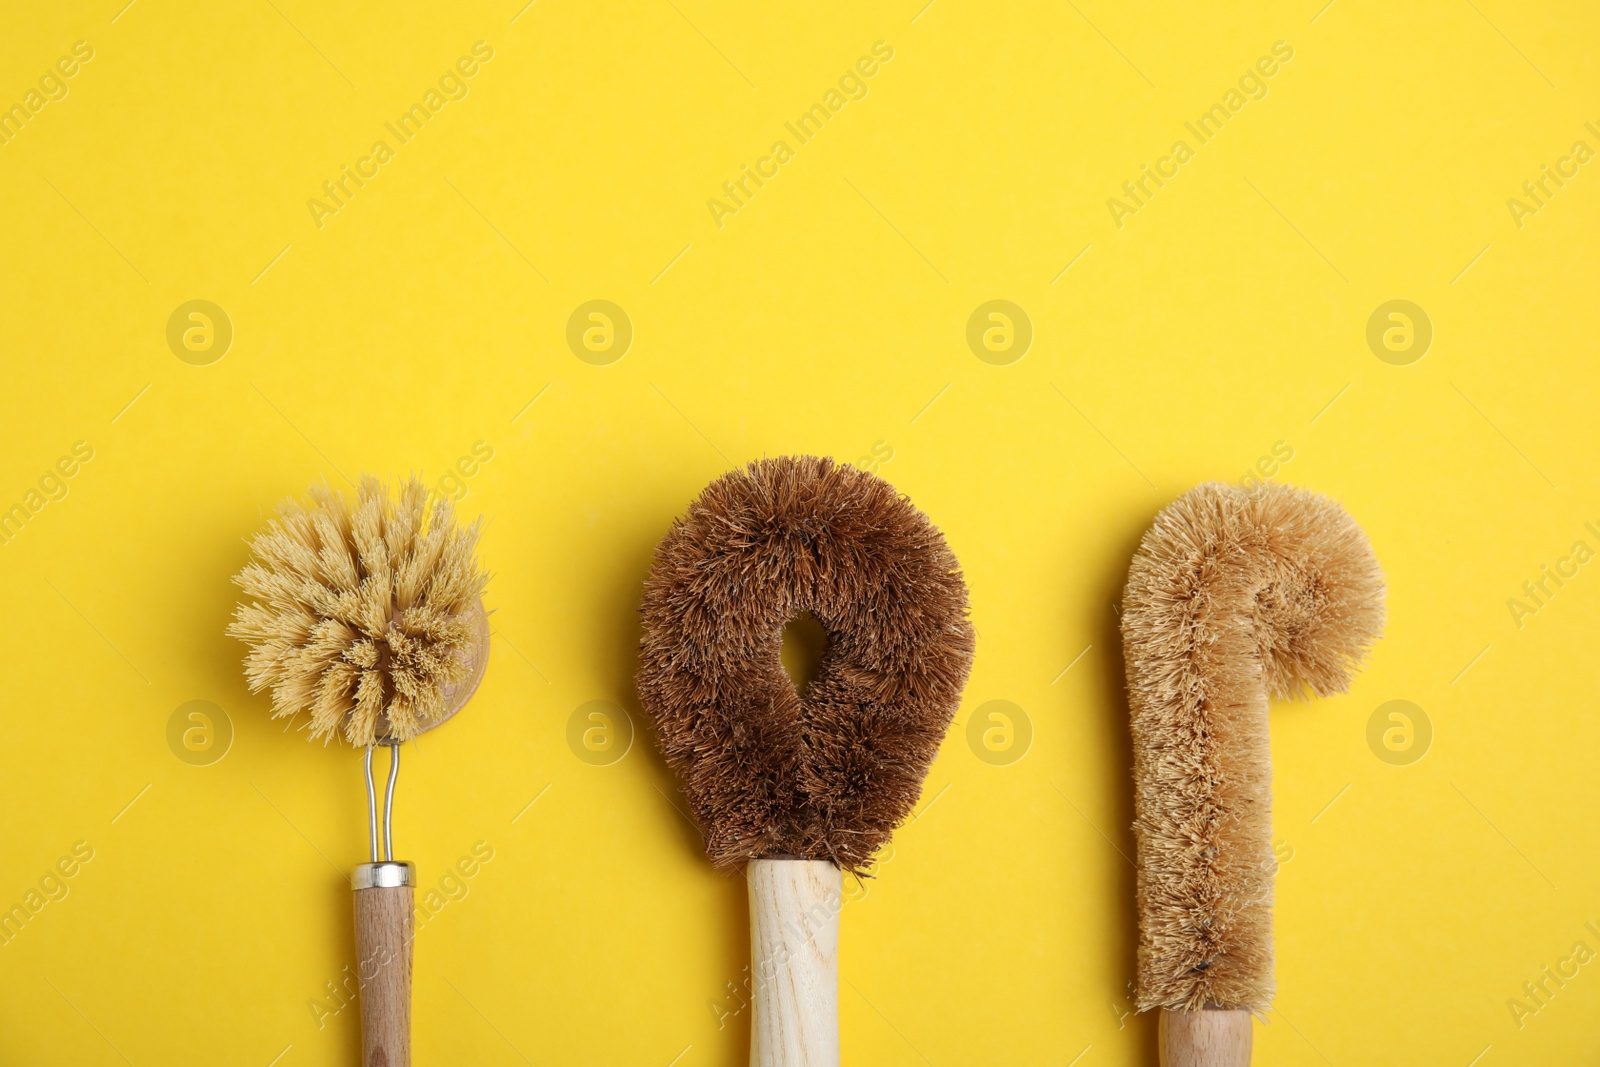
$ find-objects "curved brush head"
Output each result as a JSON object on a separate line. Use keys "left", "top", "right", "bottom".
{"left": 636, "top": 455, "right": 975, "bottom": 874}
{"left": 1121, "top": 482, "right": 1384, "bottom": 1012}
{"left": 229, "top": 476, "right": 491, "bottom": 746}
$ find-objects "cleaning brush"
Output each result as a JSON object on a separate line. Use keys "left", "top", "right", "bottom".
{"left": 1120, "top": 482, "right": 1384, "bottom": 1065}
{"left": 229, "top": 476, "right": 490, "bottom": 1067}
{"left": 637, "top": 456, "right": 975, "bottom": 1066}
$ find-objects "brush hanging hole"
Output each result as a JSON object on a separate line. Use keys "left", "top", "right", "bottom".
{"left": 779, "top": 613, "right": 829, "bottom": 696}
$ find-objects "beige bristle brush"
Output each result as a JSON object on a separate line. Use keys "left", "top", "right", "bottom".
{"left": 637, "top": 456, "right": 975, "bottom": 1066}
{"left": 1120, "top": 482, "right": 1384, "bottom": 1066}
{"left": 229, "top": 476, "right": 490, "bottom": 1067}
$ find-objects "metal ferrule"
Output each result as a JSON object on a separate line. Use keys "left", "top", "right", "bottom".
{"left": 352, "top": 860, "right": 415, "bottom": 891}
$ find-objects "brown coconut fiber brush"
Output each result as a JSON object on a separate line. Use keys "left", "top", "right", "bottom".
{"left": 229, "top": 476, "right": 490, "bottom": 1067}
{"left": 1121, "top": 482, "right": 1384, "bottom": 1066}
{"left": 637, "top": 456, "right": 975, "bottom": 1066}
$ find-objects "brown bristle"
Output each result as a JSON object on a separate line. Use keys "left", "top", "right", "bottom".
{"left": 636, "top": 456, "right": 975, "bottom": 874}
{"left": 1120, "top": 482, "right": 1385, "bottom": 1012}
{"left": 228, "top": 476, "right": 490, "bottom": 746}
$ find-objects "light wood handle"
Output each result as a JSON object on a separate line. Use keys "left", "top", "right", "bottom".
{"left": 747, "top": 858, "right": 841, "bottom": 1067}
{"left": 354, "top": 884, "right": 413, "bottom": 1067}
{"left": 1159, "top": 1007, "right": 1252, "bottom": 1067}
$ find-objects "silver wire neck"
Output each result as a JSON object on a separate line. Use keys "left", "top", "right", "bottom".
{"left": 364, "top": 742, "right": 401, "bottom": 863}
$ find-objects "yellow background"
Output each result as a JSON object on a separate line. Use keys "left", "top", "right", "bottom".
{"left": 2, "top": 1, "right": 1598, "bottom": 1063}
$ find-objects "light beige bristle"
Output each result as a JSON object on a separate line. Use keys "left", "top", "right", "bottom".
{"left": 1121, "top": 482, "right": 1384, "bottom": 1012}
{"left": 228, "top": 476, "right": 489, "bottom": 746}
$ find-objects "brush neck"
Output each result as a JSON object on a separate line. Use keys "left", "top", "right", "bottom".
{"left": 747, "top": 858, "right": 841, "bottom": 1067}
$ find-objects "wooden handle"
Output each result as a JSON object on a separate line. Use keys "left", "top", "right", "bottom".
{"left": 747, "top": 858, "right": 841, "bottom": 1067}
{"left": 1159, "top": 1007, "right": 1252, "bottom": 1067}
{"left": 354, "top": 884, "right": 413, "bottom": 1067}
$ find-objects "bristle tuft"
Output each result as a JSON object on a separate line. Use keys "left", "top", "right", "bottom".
{"left": 1121, "top": 482, "right": 1384, "bottom": 1012}
{"left": 636, "top": 456, "right": 975, "bottom": 874}
{"left": 228, "top": 477, "right": 490, "bottom": 746}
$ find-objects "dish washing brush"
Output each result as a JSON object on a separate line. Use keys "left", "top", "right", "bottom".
{"left": 1121, "top": 482, "right": 1384, "bottom": 1066}
{"left": 229, "top": 476, "right": 490, "bottom": 1067}
{"left": 637, "top": 456, "right": 975, "bottom": 1066}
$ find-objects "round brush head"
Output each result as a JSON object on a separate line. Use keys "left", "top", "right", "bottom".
{"left": 637, "top": 456, "right": 975, "bottom": 874}
{"left": 229, "top": 476, "right": 490, "bottom": 746}
{"left": 1121, "top": 481, "right": 1385, "bottom": 1013}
